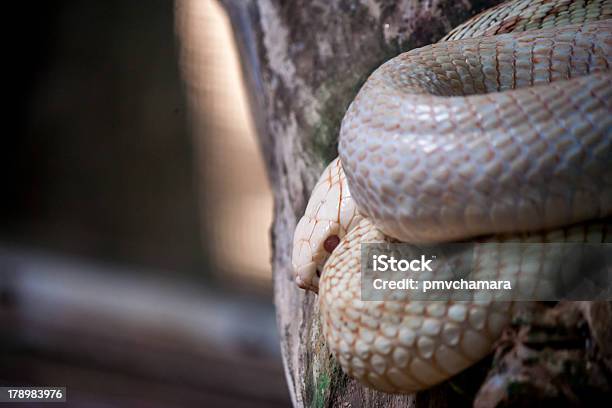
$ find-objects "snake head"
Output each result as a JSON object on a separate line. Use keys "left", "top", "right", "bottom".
{"left": 292, "top": 158, "right": 362, "bottom": 293}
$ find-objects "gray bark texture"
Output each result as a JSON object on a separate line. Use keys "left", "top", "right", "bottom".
{"left": 218, "top": 1, "right": 612, "bottom": 406}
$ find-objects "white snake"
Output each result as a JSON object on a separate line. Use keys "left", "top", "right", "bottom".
{"left": 292, "top": 0, "right": 612, "bottom": 393}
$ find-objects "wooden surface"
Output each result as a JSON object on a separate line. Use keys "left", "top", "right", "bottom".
{"left": 219, "top": 0, "right": 612, "bottom": 406}
{"left": 218, "top": 1, "right": 507, "bottom": 406}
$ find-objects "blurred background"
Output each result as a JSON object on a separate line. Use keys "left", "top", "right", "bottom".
{"left": 1, "top": 0, "right": 289, "bottom": 406}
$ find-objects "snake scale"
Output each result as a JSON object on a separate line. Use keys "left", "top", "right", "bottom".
{"left": 292, "top": 0, "right": 612, "bottom": 393}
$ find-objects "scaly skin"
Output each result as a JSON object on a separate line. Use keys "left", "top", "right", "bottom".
{"left": 292, "top": 0, "right": 612, "bottom": 393}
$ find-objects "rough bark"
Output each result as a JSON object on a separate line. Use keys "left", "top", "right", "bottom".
{"left": 218, "top": 1, "right": 612, "bottom": 407}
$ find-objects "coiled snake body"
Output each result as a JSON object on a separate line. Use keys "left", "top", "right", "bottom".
{"left": 292, "top": 0, "right": 612, "bottom": 393}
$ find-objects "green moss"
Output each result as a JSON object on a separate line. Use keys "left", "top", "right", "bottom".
{"left": 311, "top": 113, "right": 341, "bottom": 164}
{"left": 304, "top": 318, "right": 338, "bottom": 408}
{"left": 308, "top": 67, "right": 382, "bottom": 165}
{"left": 304, "top": 319, "right": 350, "bottom": 408}
{"left": 312, "top": 358, "right": 351, "bottom": 408}
{"left": 305, "top": 350, "right": 339, "bottom": 408}
{"left": 312, "top": 372, "right": 330, "bottom": 408}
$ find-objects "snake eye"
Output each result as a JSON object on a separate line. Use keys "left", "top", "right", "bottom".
{"left": 323, "top": 235, "right": 340, "bottom": 253}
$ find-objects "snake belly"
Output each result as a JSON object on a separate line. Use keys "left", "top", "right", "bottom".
{"left": 316, "top": 0, "right": 612, "bottom": 394}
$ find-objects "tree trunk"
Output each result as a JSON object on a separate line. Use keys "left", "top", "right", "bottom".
{"left": 218, "top": 1, "right": 612, "bottom": 406}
